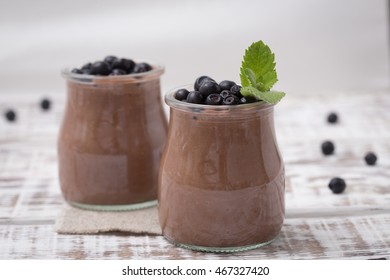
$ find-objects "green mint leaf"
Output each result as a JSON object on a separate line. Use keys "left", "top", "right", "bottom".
{"left": 244, "top": 68, "right": 257, "bottom": 87}
{"left": 240, "top": 40, "right": 278, "bottom": 92}
{"left": 244, "top": 68, "right": 266, "bottom": 90}
{"left": 241, "top": 86, "right": 286, "bottom": 105}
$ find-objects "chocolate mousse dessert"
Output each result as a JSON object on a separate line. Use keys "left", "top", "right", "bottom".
{"left": 59, "top": 56, "right": 167, "bottom": 211}
{"left": 158, "top": 41, "right": 286, "bottom": 252}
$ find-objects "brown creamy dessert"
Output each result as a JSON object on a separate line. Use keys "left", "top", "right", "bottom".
{"left": 59, "top": 64, "right": 167, "bottom": 210}
{"left": 158, "top": 88, "right": 285, "bottom": 251}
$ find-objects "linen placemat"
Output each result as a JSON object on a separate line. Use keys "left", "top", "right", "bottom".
{"left": 55, "top": 204, "right": 162, "bottom": 235}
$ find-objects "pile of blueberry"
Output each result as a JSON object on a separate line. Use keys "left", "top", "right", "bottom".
{"left": 174, "top": 76, "right": 258, "bottom": 105}
{"left": 71, "top": 56, "right": 152, "bottom": 76}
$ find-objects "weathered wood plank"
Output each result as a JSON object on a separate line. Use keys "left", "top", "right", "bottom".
{"left": 0, "top": 214, "right": 388, "bottom": 259}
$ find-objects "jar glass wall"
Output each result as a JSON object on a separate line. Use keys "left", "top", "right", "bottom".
{"left": 59, "top": 63, "right": 167, "bottom": 211}
{"left": 158, "top": 85, "right": 285, "bottom": 252}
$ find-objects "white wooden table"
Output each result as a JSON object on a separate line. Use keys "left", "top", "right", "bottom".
{"left": 0, "top": 90, "right": 389, "bottom": 259}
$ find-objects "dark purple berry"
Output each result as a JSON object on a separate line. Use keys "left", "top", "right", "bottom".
{"left": 194, "top": 76, "right": 214, "bottom": 91}
{"left": 364, "top": 152, "right": 377, "bottom": 166}
{"left": 81, "top": 63, "right": 92, "bottom": 70}
{"left": 133, "top": 62, "right": 152, "bottom": 73}
{"left": 79, "top": 62, "right": 92, "bottom": 74}
{"left": 71, "top": 68, "right": 83, "bottom": 74}
{"left": 82, "top": 68, "right": 92, "bottom": 75}
{"left": 230, "top": 85, "right": 242, "bottom": 97}
{"left": 328, "top": 177, "right": 346, "bottom": 194}
{"left": 186, "top": 91, "right": 203, "bottom": 104}
{"left": 40, "top": 98, "right": 51, "bottom": 111}
{"left": 220, "top": 90, "right": 231, "bottom": 99}
{"left": 112, "top": 58, "right": 136, "bottom": 73}
{"left": 175, "top": 89, "right": 190, "bottom": 101}
{"left": 239, "top": 96, "right": 257, "bottom": 104}
{"left": 110, "top": 69, "right": 127, "bottom": 75}
{"left": 206, "top": 94, "right": 223, "bottom": 105}
{"left": 219, "top": 80, "right": 236, "bottom": 91}
{"left": 223, "top": 95, "right": 239, "bottom": 105}
{"left": 321, "top": 141, "right": 335, "bottom": 155}
{"left": 327, "top": 112, "right": 338, "bottom": 124}
{"left": 199, "top": 78, "right": 216, "bottom": 89}
{"left": 5, "top": 110, "right": 16, "bottom": 122}
{"left": 90, "top": 61, "right": 111, "bottom": 75}
{"left": 104, "top": 55, "right": 117, "bottom": 65}
{"left": 199, "top": 81, "right": 221, "bottom": 98}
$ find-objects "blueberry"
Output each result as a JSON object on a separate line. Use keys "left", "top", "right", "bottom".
{"left": 220, "top": 90, "right": 231, "bottom": 99}
{"left": 104, "top": 55, "right": 117, "bottom": 65}
{"left": 40, "top": 98, "right": 51, "bottom": 111}
{"left": 110, "top": 69, "right": 127, "bottom": 75}
{"left": 186, "top": 91, "right": 203, "bottom": 104}
{"left": 327, "top": 112, "right": 338, "bottom": 124}
{"left": 4, "top": 109, "right": 16, "bottom": 122}
{"left": 206, "top": 94, "right": 223, "bottom": 105}
{"left": 175, "top": 89, "right": 190, "bottom": 101}
{"left": 364, "top": 152, "right": 377, "bottom": 166}
{"left": 239, "top": 96, "right": 257, "bottom": 104}
{"left": 223, "top": 95, "right": 239, "bottom": 105}
{"left": 199, "top": 78, "right": 216, "bottom": 89}
{"left": 133, "top": 62, "right": 152, "bottom": 73}
{"left": 199, "top": 81, "right": 221, "bottom": 98}
{"left": 328, "top": 177, "right": 346, "bottom": 194}
{"left": 219, "top": 80, "right": 236, "bottom": 91}
{"left": 230, "top": 85, "right": 242, "bottom": 97}
{"left": 71, "top": 68, "right": 83, "bottom": 74}
{"left": 81, "top": 63, "right": 92, "bottom": 70}
{"left": 82, "top": 68, "right": 92, "bottom": 75}
{"left": 194, "top": 76, "right": 214, "bottom": 91}
{"left": 80, "top": 62, "right": 92, "bottom": 74}
{"left": 90, "top": 61, "right": 111, "bottom": 75}
{"left": 112, "top": 58, "right": 136, "bottom": 73}
{"left": 321, "top": 141, "right": 335, "bottom": 155}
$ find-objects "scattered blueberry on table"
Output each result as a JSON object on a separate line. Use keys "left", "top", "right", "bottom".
{"left": 321, "top": 140, "right": 335, "bottom": 155}
{"left": 71, "top": 56, "right": 152, "bottom": 76}
{"left": 4, "top": 109, "right": 16, "bottom": 122}
{"left": 328, "top": 177, "right": 346, "bottom": 194}
{"left": 40, "top": 98, "right": 51, "bottom": 111}
{"left": 364, "top": 152, "right": 377, "bottom": 166}
{"left": 327, "top": 112, "right": 338, "bottom": 124}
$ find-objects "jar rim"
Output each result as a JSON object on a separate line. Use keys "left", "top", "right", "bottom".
{"left": 61, "top": 60, "right": 164, "bottom": 84}
{"left": 165, "top": 84, "right": 275, "bottom": 113}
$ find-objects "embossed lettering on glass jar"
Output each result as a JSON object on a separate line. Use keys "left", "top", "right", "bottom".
{"left": 59, "top": 63, "right": 167, "bottom": 211}
{"left": 158, "top": 85, "right": 285, "bottom": 252}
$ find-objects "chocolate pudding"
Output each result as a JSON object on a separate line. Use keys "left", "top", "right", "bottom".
{"left": 158, "top": 88, "right": 285, "bottom": 251}
{"left": 59, "top": 64, "right": 167, "bottom": 211}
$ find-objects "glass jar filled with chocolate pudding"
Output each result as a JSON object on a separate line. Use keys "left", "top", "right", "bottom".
{"left": 59, "top": 57, "right": 167, "bottom": 211}
{"left": 158, "top": 81, "right": 285, "bottom": 252}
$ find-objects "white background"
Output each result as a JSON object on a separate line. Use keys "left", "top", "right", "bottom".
{"left": 0, "top": 0, "right": 389, "bottom": 96}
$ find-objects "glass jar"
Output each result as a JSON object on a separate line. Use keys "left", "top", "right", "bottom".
{"left": 158, "top": 86, "right": 285, "bottom": 252}
{"left": 59, "top": 63, "right": 167, "bottom": 211}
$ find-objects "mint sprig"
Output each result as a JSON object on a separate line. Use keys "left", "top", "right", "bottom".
{"left": 240, "top": 41, "right": 285, "bottom": 104}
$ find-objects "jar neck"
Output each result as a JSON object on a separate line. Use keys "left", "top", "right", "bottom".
{"left": 170, "top": 105, "right": 274, "bottom": 123}
{"left": 165, "top": 86, "right": 275, "bottom": 121}
{"left": 61, "top": 62, "right": 164, "bottom": 86}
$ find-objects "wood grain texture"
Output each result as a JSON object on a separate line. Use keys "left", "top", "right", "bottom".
{"left": 0, "top": 91, "right": 389, "bottom": 259}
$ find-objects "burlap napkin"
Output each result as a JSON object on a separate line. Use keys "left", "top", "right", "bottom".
{"left": 55, "top": 204, "right": 162, "bottom": 235}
